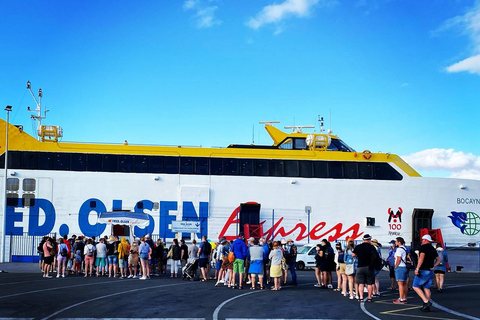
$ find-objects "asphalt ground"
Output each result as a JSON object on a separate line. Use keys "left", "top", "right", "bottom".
{"left": 0, "top": 263, "right": 479, "bottom": 320}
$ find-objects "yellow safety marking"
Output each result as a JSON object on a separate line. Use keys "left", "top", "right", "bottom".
{"left": 381, "top": 305, "right": 423, "bottom": 313}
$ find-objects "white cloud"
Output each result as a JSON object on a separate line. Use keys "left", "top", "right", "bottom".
{"left": 246, "top": 0, "right": 320, "bottom": 30}
{"left": 442, "top": 2, "right": 480, "bottom": 75}
{"left": 446, "top": 54, "right": 480, "bottom": 75}
{"left": 183, "top": 0, "right": 222, "bottom": 29}
{"left": 402, "top": 148, "right": 480, "bottom": 180}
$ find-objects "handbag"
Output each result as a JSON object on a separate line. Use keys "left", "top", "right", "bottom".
{"left": 167, "top": 247, "right": 173, "bottom": 259}
{"left": 345, "top": 263, "right": 355, "bottom": 275}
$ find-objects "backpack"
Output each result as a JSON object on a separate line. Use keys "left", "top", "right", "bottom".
{"left": 326, "top": 247, "right": 335, "bottom": 261}
{"left": 437, "top": 251, "right": 444, "bottom": 266}
{"left": 337, "top": 251, "right": 345, "bottom": 263}
{"left": 86, "top": 245, "right": 94, "bottom": 257}
{"left": 401, "top": 247, "right": 415, "bottom": 270}
{"left": 60, "top": 246, "right": 68, "bottom": 257}
{"left": 228, "top": 251, "right": 235, "bottom": 263}
{"left": 113, "top": 242, "right": 119, "bottom": 254}
{"left": 371, "top": 247, "right": 383, "bottom": 271}
{"left": 203, "top": 241, "right": 212, "bottom": 256}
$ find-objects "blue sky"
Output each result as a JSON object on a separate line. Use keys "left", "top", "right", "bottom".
{"left": 1, "top": 0, "right": 480, "bottom": 179}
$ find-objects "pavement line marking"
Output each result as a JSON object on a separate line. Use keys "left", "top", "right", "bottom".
{"left": 377, "top": 312, "right": 458, "bottom": 320}
{"left": 431, "top": 300, "right": 480, "bottom": 320}
{"left": 380, "top": 306, "right": 423, "bottom": 314}
{"left": 360, "top": 300, "right": 383, "bottom": 320}
{"left": 0, "top": 280, "right": 118, "bottom": 299}
{"left": 40, "top": 282, "right": 192, "bottom": 320}
{"left": 55, "top": 318, "right": 205, "bottom": 320}
{"left": 212, "top": 290, "right": 262, "bottom": 320}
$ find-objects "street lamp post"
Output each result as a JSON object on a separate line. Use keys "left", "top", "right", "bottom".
{"left": 2, "top": 105, "right": 12, "bottom": 263}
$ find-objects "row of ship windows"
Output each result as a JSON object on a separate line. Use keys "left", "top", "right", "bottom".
{"left": 3, "top": 151, "right": 403, "bottom": 180}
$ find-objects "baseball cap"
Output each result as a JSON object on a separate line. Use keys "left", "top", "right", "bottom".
{"left": 247, "top": 237, "right": 255, "bottom": 242}
{"left": 389, "top": 240, "right": 396, "bottom": 245}
{"left": 363, "top": 234, "right": 372, "bottom": 240}
{"left": 422, "top": 234, "right": 433, "bottom": 242}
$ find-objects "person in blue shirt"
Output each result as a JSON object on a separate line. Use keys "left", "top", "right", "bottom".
{"left": 231, "top": 232, "right": 248, "bottom": 289}
{"left": 386, "top": 240, "right": 397, "bottom": 290}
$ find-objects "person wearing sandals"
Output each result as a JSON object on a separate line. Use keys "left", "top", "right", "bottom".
{"left": 248, "top": 239, "right": 265, "bottom": 290}
{"left": 231, "top": 232, "right": 248, "bottom": 289}
{"left": 345, "top": 238, "right": 358, "bottom": 300}
{"left": 352, "top": 234, "right": 375, "bottom": 302}
{"left": 269, "top": 241, "right": 283, "bottom": 291}
{"left": 393, "top": 237, "right": 409, "bottom": 304}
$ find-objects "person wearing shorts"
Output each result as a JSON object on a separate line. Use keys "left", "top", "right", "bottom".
{"left": 413, "top": 234, "right": 440, "bottom": 312}
{"left": 393, "top": 237, "right": 409, "bottom": 304}
{"left": 231, "top": 232, "right": 248, "bottom": 289}
{"left": 353, "top": 234, "right": 375, "bottom": 302}
{"left": 42, "top": 237, "right": 54, "bottom": 278}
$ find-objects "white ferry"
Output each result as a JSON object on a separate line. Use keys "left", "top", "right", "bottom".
{"left": 1, "top": 83, "right": 479, "bottom": 262}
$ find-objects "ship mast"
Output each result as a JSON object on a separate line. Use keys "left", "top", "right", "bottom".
{"left": 26, "top": 81, "right": 48, "bottom": 140}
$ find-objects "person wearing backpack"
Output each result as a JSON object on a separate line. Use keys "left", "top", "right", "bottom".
{"left": 56, "top": 238, "right": 69, "bottom": 278}
{"left": 107, "top": 235, "right": 119, "bottom": 278}
{"left": 118, "top": 237, "right": 130, "bottom": 279}
{"left": 393, "top": 237, "right": 409, "bottom": 304}
{"left": 198, "top": 236, "right": 211, "bottom": 281}
{"left": 352, "top": 234, "right": 376, "bottom": 302}
{"left": 433, "top": 244, "right": 448, "bottom": 293}
{"left": 371, "top": 239, "right": 383, "bottom": 297}
{"left": 83, "top": 238, "right": 96, "bottom": 277}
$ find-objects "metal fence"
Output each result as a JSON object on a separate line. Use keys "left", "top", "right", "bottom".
{"left": 8, "top": 232, "right": 56, "bottom": 263}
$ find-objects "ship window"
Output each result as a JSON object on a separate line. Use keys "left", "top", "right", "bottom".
{"left": 71, "top": 154, "right": 86, "bottom": 171}
{"left": 210, "top": 158, "right": 223, "bottom": 175}
{"left": 103, "top": 155, "right": 118, "bottom": 172}
{"left": 279, "top": 138, "right": 293, "bottom": 150}
{"left": 37, "top": 153, "right": 54, "bottom": 170}
{"left": 87, "top": 154, "right": 102, "bottom": 171}
{"left": 152, "top": 202, "right": 160, "bottom": 210}
{"left": 358, "top": 162, "right": 373, "bottom": 179}
{"left": 195, "top": 158, "right": 209, "bottom": 175}
{"left": 134, "top": 156, "right": 149, "bottom": 173}
{"left": 299, "top": 161, "right": 313, "bottom": 178}
{"left": 118, "top": 155, "right": 133, "bottom": 172}
{"left": 165, "top": 157, "right": 179, "bottom": 174}
{"left": 328, "top": 139, "right": 355, "bottom": 152}
{"left": 366, "top": 217, "right": 375, "bottom": 227}
{"left": 374, "top": 163, "right": 403, "bottom": 180}
{"left": 9, "top": 151, "right": 22, "bottom": 169}
{"left": 344, "top": 162, "right": 358, "bottom": 179}
{"left": 269, "top": 160, "right": 284, "bottom": 177}
{"left": 7, "top": 178, "right": 19, "bottom": 191}
{"left": 7, "top": 193, "right": 19, "bottom": 206}
{"left": 240, "top": 159, "right": 253, "bottom": 176}
{"left": 284, "top": 160, "right": 299, "bottom": 177}
{"left": 314, "top": 161, "right": 328, "bottom": 178}
{"left": 224, "top": 159, "right": 239, "bottom": 175}
{"left": 149, "top": 156, "right": 164, "bottom": 173}
{"left": 180, "top": 157, "right": 194, "bottom": 174}
{"left": 294, "top": 138, "right": 307, "bottom": 150}
{"left": 254, "top": 160, "right": 268, "bottom": 176}
{"left": 55, "top": 153, "right": 71, "bottom": 171}
{"left": 329, "top": 161, "right": 344, "bottom": 178}
{"left": 22, "top": 152, "right": 37, "bottom": 169}
{"left": 23, "top": 179, "right": 36, "bottom": 192}
{"left": 22, "top": 194, "right": 35, "bottom": 207}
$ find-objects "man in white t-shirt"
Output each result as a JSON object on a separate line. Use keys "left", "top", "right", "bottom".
{"left": 393, "top": 237, "right": 409, "bottom": 304}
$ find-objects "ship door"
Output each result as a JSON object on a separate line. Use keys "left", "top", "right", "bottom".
{"left": 412, "top": 209, "right": 434, "bottom": 247}
{"left": 112, "top": 225, "right": 130, "bottom": 237}
{"left": 239, "top": 203, "right": 261, "bottom": 234}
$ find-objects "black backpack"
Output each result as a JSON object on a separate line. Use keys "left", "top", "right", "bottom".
{"left": 203, "top": 241, "right": 212, "bottom": 256}
{"left": 371, "top": 247, "right": 383, "bottom": 271}
{"left": 60, "top": 246, "right": 68, "bottom": 257}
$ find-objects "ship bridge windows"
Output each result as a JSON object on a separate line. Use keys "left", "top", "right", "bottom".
{"left": 5, "top": 150, "right": 404, "bottom": 181}
{"left": 7, "top": 178, "right": 19, "bottom": 191}
{"left": 327, "top": 139, "right": 355, "bottom": 152}
{"left": 279, "top": 138, "right": 308, "bottom": 150}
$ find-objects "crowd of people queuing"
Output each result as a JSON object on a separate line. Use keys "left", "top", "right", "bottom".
{"left": 38, "top": 231, "right": 447, "bottom": 312}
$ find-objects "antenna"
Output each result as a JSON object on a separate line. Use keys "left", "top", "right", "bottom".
{"left": 284, "top": 125, "right": 315, "bottom": 133}
{"left": 329, "top": 109, "right": 332, "bottom": 134}
{"left": 26, "top": 81, "right": 48, "bottom": 139}
{"left": 318, "top": 115, "right": 325, "bottom": 133}
{"left": 259, "top": 121, "right": 280, "bottom": 125}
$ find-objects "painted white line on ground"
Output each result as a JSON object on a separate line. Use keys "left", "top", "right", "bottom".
{"left": 55, "top": 318, "right": 205, "bottom": 320}
{"left": 40, "top": 282, "right": 193, "bottom": 320}
{"left": 0, "top": 280, "right": 116, "bottom": 299}
{"left": 431, "top": 300, "right": 480, "bottom": 320}
{"left": 212, "top": 290, "right": 261, "bottom": 320}
{"left": 360, "top": 300, "right": 383, "bottom": 320}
